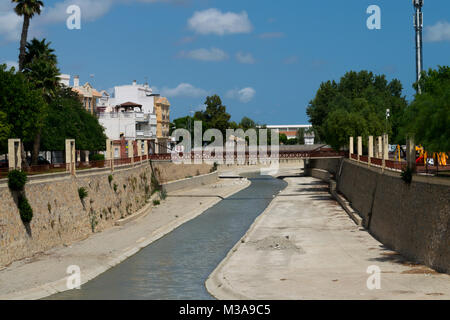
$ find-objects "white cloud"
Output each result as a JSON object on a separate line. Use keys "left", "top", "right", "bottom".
{"left": 180, "top": 48, "right": 228, "bottom": 62}
{"left": 0, "top": 0, "right": 181, "bottom": 43}
{"left": 1, "top": 60, "right": 19, "bottom": 71}
{"left": 39, "top": 0, "right": 114, "bottom": 25}
{"left": 226, "top": 87, "right": 256, "bottom": 103}
{"left": 0, "top": 12, "right": 22, "bottom": 42}
{"left": 160, "top": 83, "right": 208, "bottom": 98}
{"left": 188, "top": 8, "right": 252, "bottom": 36}
{"left": 236, "top": 52, "right": 255, "bottom": 64}
{"left": 425, "top": 21, "right": 450, "bottom": 42}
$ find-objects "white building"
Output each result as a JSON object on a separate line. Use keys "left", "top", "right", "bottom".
{"left": 97, "top": 80, "right": 160, "bottom": 148}
{"left": 265, "top": 125, "right": 315, "bottom": 145}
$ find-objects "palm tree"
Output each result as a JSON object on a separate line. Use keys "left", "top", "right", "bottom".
{"left": 23, "top": 38, "right": 57, "bottom": 66}
{"left": 12, "top": 0, "right": 45, "bottom": 71}
{"left": 23, "top": 38, "right": 60, "bottom": 165}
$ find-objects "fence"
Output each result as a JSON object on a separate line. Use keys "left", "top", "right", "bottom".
{"left": 1, "top": 144, "right": 346, "bottom": 180}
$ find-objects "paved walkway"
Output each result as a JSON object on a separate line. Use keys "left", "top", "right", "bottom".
{"left": 0, "top": 178, "right": 250, "bottom": 300}
{"left": 206, "top": 176, "right": 450, "bottom": 300}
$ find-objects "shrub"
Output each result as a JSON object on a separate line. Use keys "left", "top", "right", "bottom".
{"left": 18, "top": 195, "right": 33, "bottom": 223}
{"left": 113, "top": 183, "right": 118, "bottom": 193}
{"left": 78, "top": 187, "right": 88, "bottom": 200}
{"left": 8, "top": 170, "right": 27, "bottom": 192}
{"left": 151, "top": 173, "right": 160, "bottom": 192}
{"left": 153, "top": 200, "right": 160, "bottom": 206}
{"left": 211, "top": 162, "right": 218, "bottom": 173}
{"left": 90, "top": 153, "right": 105, "bottom": 161}
{"left": 108, "top": 174, "right": 114, "bottom": 185}
{"left": 159, "top": 189, "right": 167, "bottom": 200}
{"left": 401, "top": 167, "right": 413, "bottom": 184}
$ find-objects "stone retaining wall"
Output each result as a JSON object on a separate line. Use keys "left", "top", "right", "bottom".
{"left": 306, "top": 158, "right": 450, "bottom": 274}
{"left": 0, "top": 162, "right": 212, "bottom": 267}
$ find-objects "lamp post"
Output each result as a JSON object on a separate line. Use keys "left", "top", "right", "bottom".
{"left": 413, "top": 0, "right": 424, "bottom": 94}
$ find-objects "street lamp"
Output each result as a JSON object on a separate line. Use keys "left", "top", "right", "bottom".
{"left": 413, "top": 0, "right": 424, "bottom": 93}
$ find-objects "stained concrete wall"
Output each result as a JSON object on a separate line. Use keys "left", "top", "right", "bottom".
{"left": 0, "top": 162, "right": 212, "bottom": 267}
{"left": 162, "top": 172, "right": 218, "bottom": 193}
{"left": 305, "top": 158, "right": 341, "bottom": 176}
{"left": 307, "top": 158, "right": 450, "bottom": 274}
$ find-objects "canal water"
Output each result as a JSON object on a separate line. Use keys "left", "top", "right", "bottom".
{"left": 48, "top": 172, "right": 287, "bottom": 300}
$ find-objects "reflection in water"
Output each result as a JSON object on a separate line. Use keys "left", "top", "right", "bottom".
{"left": 48, "top": 172, "right": 287, "bottom": 300}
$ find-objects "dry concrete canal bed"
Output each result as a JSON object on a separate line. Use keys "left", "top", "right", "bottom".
{"left": 47, "top": 172, "right": 287, "bottom": 300}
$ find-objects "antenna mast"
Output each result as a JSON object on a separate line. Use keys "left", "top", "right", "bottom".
{"left": 413, "top": 0, "right": 424, "bottom": 93}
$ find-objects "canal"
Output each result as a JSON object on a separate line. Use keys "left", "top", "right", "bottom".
{"left": 48, "top": 172, "right": 287, "bottom": 300}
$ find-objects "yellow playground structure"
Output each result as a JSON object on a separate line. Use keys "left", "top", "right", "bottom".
{"left": 414, "top": 145, "right": 448, "bottom": 166}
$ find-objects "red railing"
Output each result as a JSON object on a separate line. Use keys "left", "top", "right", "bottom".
{"left": 24, "top": 163, "right": 66, "bottom": 175}
{"left": 0, "top": 167, "right": 8, "bottom": 179}
{"left": 133, "top": 156, "right": 141, "bottom": 163}
{"left": 416, "top": 165, "right": 450, "bottom": 174}
{"left": 1, "top": 149, "right": 351, "bottom": 179}
{"left": 114, "top": 158, "right": 132, "bottom": 166}
{"left": 385, "top": 160, "right": 407, "bottom": 171}
{"left": 351, "top": 154, "right": 358, "bottom": 160}
{"left": 370, "top": 157, "right": 383, "bottom": 166}
{"left": 360, "top": 155, "right": 369, "bottom": 163}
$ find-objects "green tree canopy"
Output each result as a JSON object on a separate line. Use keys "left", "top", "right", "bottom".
{"left": 239, "top": 116, "right": 256, "bottom": 131}
{"left": 296, "top": 128, "right": 305, "bottom": 145}
{"left": 194, "top": 95, "right": 231, "bottom": 136}
{"left": 0, "top": 64, "right": 46, "bottom": 153}
{"left": 41, "top": 86, "right": 107, "bottom": 151}
{"left": 306, "top": 70, "right": 407, "bottom": 150}
{"left": 401, "top": 66, "right": 450, "bottom": 152}
{"left": 22, "top": 37, "right": 60, "bottom": 164}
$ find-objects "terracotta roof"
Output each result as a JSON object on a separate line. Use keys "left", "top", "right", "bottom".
{"left": 156, "top": 97, "right": 170, "bottom": 106}
{"left": 117, "top": 101, "right": 142, "bottom": 107}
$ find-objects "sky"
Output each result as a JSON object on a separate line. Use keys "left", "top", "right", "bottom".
{"left": 1, "top": 0, "right": 449, "bottom": 125}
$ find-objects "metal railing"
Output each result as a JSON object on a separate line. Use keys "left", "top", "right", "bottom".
{"left": 1, "top": 150, "right": 347, "bottom": 180}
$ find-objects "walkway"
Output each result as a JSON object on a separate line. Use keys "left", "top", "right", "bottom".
{"left": 206, "top": 175, "right": 450, "bottom": 300}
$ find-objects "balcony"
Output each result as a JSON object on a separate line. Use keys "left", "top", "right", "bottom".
{"left": 135, "top": 112, "right": 149, "bottom": 122}
{"left": 98, "top": 112, "right": 153, "bottom": 122}
{"left": 149, "top": 114, "right": 157, "bottom": 125}
{"left": 136, "top": 130, "right": 154, "bottom": 138}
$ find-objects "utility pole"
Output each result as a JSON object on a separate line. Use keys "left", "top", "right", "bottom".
{"left": 413, "top": 0, "right": 424, "bottom": 94}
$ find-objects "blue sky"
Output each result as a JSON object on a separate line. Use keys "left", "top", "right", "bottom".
{"left": 1, "top": 0, "right": 449, "bottom": 125}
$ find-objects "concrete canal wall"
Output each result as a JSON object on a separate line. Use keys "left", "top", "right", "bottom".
{"left": 0, "top": 162, "right": 213, "bottom": 267}
{"left": 306, "top": 158, "right": 450, "bottom": 274}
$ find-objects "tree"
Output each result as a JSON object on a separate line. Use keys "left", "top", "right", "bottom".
{"left": 23, "top": 38, "right": 60, "bottom": 164}
{"left": 285, "top": 138, "right": 299, "bottom": 145}
{"left": 306, "top": 70, "right": 407, "bottom": 150}
{"left": 41, "top": 86, "right": 107, "bottom": 152}
{"left": 239, "top": 117, "right": 256, "bottom": 131}
{"left": 0, "top": 64, "right": 46, "bottom": 155}
{"left": 12, "top": 0, "right": 44, "bottom": 71}
{"left": 194, "top": 95, "right": 231, "bottom": 136}
{"left": 401, "top": 66, "right": 450, "bottom": 152}
{"left": 296, "top": 128, "right": 305, "bottom": 145}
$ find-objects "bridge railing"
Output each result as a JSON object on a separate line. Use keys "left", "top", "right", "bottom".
{"left": 1, "top": 148, "right": 346, "bottom": 181}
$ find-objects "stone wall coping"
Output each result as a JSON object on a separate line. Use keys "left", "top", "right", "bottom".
{"left": 343, "top": 158, "right": 450, "bottom": 187}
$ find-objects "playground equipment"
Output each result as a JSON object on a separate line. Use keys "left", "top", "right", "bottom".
{"left": 415, "top": 145, "right": 449, "bottom": 166}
